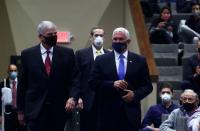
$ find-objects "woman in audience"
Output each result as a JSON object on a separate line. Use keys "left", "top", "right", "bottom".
{"left": 149, "top": 6, "right": 178, "bottom": 44}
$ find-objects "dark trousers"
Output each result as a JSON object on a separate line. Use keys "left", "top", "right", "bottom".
{"left": 4, "top": 105, "right": 27, "bottom": 131}
{"left": 27, "top": 104, "right": 67, "bottom": 131}
{"left": 97, "top": 107, "right": 139, "bottom": 131}
{"left": 79, "top": 108, "right": 97, "bottom": 131}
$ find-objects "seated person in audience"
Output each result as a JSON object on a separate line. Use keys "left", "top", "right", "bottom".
{"left": 141, "top": 82, "right": 178, "bottom": 131}
{"left": 149, "top": 6, "right": 178, "bottom": 44}
{"left": 181, "top": 40, "right": 200, "bottom": 99}
{"left": 179, "top": 2, "right": 200, "bottom": 43}
{"left": 160, "top": 89, "right": 200, "bottom": 131}
{"left": 176, "top": 0, "right": 198, "bottom": 13}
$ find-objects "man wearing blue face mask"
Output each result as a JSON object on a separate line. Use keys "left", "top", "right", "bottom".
{"left": 70, "top": 26, "right": 109, "bottom": 131}
{"left": 141, "top": 82, "right": 178, "bottom": 131}
{"left": 0, "top": 64, "right": 27, "bottom": 131}
{"left": 89, "top": 27, "right": 153, "bottom": 131}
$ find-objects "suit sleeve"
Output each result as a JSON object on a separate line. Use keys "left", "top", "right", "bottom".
{"left": 69, "top": 50, "right": 81, "bottom": 100}
{"left": 89, "top": 56, "right": 116, "bottom": 94}
{"left": 17, "top": 51, "right": 27, "bottom": 112}
{"left": 133, "top": 58, "right": 153, "bottom": 103}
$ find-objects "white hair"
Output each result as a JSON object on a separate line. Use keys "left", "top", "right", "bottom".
{"left": 182, "top": 89, "right": 198, "bottom": 98}
{"left": 112, "top": 27, "right": 130, "bottom": 39}
{"left": 37, "top": 21, "right": 57, "bottom": 35}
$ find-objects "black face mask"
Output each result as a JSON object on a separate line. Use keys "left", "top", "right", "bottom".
{"left": 43, "top": 35, "right": 57, "bottom": 47}
{"left": 183, "top": 103, "right": 196, "bottom": 112}
{"left": 112, "top": 42, "right": 127, "bottom": 54}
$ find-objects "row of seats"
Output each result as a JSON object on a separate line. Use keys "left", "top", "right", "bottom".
{"left": 152, "top": 43, "right": 196, "bottom": 66}
{"left": 151, "top": 43, "right": 196, "bottom": 104}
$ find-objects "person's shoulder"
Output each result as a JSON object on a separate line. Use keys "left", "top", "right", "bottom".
{"left": 21, "top": 44, "right": 40, "bottom": 55}
{"left": 76, "top": 47, "right": 91, "bottom": 54}
{"left": 54, "top": 46, "right": 74, "bottom": 56}
{"left": 128, "top": 51, "right": 146, "bottom": 61}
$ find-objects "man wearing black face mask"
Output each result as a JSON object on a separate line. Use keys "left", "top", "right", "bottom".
{"left": 181, "top": 40, "right": 200, "bottom": 101}
{"left": 17, "top": 21, "right": 79, "bottom": 131}
{"left": 89, "top": 27, "right": 153, "bottom": 131}
{"left": 160, "top": 89, "right": 200, "bottom": 131}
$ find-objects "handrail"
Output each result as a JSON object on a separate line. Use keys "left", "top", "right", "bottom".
{"left": 128, "top": 0, "right": 158, "bottom": 82}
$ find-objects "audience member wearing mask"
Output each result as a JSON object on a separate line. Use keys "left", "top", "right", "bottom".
{"left": 179, "top": 2, "right": 200, "bottom": 43}
{"left": 160, "top": 89, "right": 200, "bottom": 131}
{"left": 0, "top": 64, "right": 27, "bottom": 131}
{"left": 141, "top": 82, "right": 178, "bottom": 131}
{"left": 70, "top": 26, "right": 109, "bottom": 131}
{"left": 149, "top": 6, "right": 178, "bottom": 44}
{"left": 181, "top": 40, "right": 200, "bottom": 101}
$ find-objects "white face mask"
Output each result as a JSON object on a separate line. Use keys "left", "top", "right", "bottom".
{"left": 161, "top": 93, "right": 172, "bottom": 102}
{"left": 94, "top": 36, "right": 103, "bottom": 47}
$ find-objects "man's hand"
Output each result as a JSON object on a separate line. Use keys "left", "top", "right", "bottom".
{"left": 122, "top": 89, "right": 134, "bottom": 103}
{"left": 17, "top": 112, "right": 25, "bottom": 125}
{"left": 65, "top": 97, "right": 76, "bottom": 112}
{"left": 76, "top": 98, "right": 84, "bottom": 110}
{"left": 114, "top": 80, "right": 128, "bottom": 90}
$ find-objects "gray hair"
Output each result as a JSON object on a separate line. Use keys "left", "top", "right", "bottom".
{"left": 182, "top": 89, "right": 198, "bottom": 99}
{"left": 112, "top": 27, "right": 130, "bottom": 39}
{"left": 37, "top": 21, "right": 57, "bottom": 35}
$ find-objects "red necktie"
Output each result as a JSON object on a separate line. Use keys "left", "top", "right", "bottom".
{"left": 12, "top": 80, "right": 17, "bottom": 108}
{"left": 45, "top": 50, "right": 51, "bottom": 76}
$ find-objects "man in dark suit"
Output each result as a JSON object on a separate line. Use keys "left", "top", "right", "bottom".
{"left": 17, "top": 21, "right": 78, "bottom": 131}
{"left": 73, "top": 26, "right": 109, "bottom": 131}
{"left": 0, "top": 64, "right": 27, "bottom": 131}
{"left": 89, "top": 27, "right": 153, "bottom": 131}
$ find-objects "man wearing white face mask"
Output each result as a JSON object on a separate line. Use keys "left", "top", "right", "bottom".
{"left": 141, "top": 82, "right": 178, "bottom": 131}
{"left": 70, "top": 26, "right": 109, "bottom": 131}
{"left": 0, "top": 64, "right": 27, "bottom": 131}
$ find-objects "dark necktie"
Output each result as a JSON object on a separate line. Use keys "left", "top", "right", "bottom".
{"left": 118, "top": 54, "right": 125, "bottom": 80}
{"left": 45, "top": 50, "right": 51, "bottom": 76}
{"left": 12, "top": 80, "right": 17, "bottom": 108}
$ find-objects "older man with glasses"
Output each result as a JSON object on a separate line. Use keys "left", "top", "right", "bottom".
{"left": 160, "top": 89, "right": 200, "bottom": 131}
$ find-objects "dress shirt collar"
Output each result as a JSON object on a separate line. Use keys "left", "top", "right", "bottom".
{"left": 40, "top": 43, "right": 54, "bottom": 55}
{"left": 114, "top": 50, "right": 128, "bottom": 60}
{"left": 92, "top": 44, "right": 104, "bottom": 55}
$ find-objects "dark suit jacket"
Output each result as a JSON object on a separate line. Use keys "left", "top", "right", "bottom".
{"left": 17, "top": 44, "right": 78, "bottom": 122}
{"left": 74, "top": 46, "right": 109, "bottom": 111}
{"left": 89, "top": 51, "right": 153, "bottom": 129}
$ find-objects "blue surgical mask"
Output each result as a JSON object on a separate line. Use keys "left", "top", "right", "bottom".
{"left": 9, "top": 72, "right": 18, "bottom": 80}
{"left": 112, "top": 42, "right": 127, "bottom": 54}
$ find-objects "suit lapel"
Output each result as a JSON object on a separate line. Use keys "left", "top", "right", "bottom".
{"left": 110, "top": 51, "right": 119, "bottom": 80}
{"left": 125, "top": 51, "right": 134, "bottom": 79}
{"left": 33, "top": 44, "right": 47, "bottom": 75}
{"left": 88, "top": 46, "right": 95, "bottom": 65}
{"left": 35, "top": 44, "right": 47, "bottom": 75}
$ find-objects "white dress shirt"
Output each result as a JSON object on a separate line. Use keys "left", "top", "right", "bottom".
{"left": 92, "top": 45, "right": 105, "bottom": 60}
{"left": 40, "top": 43, "right": 54, "bottom": 63}
{"left": 114, "top": 50, "right": 128, "bottom": 75}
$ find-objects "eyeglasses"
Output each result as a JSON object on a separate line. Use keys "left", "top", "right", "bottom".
{"left": 181, "top": 97, "right": 196, "bottom": 103}
{"left": 94, "top": 34, "right": 103, "bottom": 37}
